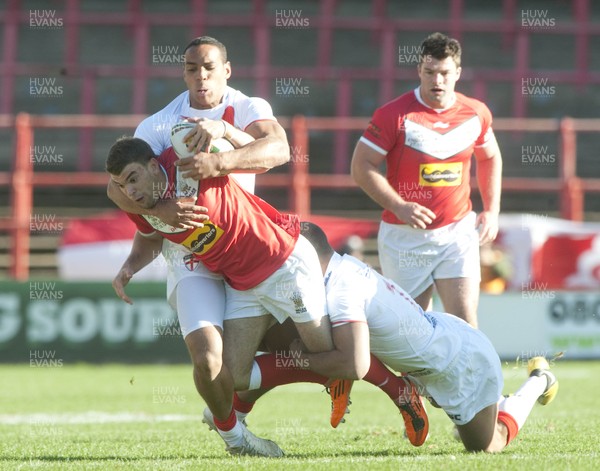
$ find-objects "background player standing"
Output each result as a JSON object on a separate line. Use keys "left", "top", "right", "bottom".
{"left": 351, "top": 32, "right": 502, "bottom": 327}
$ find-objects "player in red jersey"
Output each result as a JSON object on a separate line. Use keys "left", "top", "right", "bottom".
{"left": 107, "top": 37, "right": 294, "bottom": 457}
{"left": 351, "top": 32, "right": 502, "bottom": 327}
{"left": 107, "top": 136, "right": 337, "bottom": 457}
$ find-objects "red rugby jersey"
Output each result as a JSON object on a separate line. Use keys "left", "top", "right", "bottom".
{"left": 360, "top": 88, "right": 494, "bottom": 229}
{"left": 127, "top": 148, "right": 299, "bottom": 290}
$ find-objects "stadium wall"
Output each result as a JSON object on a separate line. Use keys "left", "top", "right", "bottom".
{"left": 478, "top": 291, "right": 600, "bottom": 361}
{"left": 0, "top": 281, "right": 189, "bottom": 363}
{"left": 2, "top": 281, "right": 600, "bottom": 363}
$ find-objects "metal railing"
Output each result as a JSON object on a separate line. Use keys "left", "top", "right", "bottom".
{"left": 2, "top": 113, "right": 600, "bottom": 279}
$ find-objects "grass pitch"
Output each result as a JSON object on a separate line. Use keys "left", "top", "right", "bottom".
{"left": 1, "top": 361, "right": 598, "bottom": 470}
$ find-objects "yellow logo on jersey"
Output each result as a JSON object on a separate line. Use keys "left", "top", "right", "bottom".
{"left": 181, "top": 222, "right": 224, "bottom": 255}
{"left": 419, "top": 162, "right": 462, "bottom": 187}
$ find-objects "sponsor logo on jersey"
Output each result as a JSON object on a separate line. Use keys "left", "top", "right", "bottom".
{"left": 419, "top": 162, "right": 462, "bottom": 187}
{"left": 180, "top": 222, "right": 224, "bottom": 255}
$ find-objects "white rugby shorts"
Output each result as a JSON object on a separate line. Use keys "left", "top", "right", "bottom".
{"left": 406, "top": 312, "right": 503, "bottom": 425}
{"left": 224, "top": 235, "right": 327, "bottom": 324}
{"left": 162, "top": 239, "right": 225, "bottom": 337}
{"left": 378, "top": 211, "right": 481, "bottom": 298}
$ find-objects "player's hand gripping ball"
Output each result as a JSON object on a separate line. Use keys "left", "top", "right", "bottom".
{"left": 170, "top": 121, "right": 234, "bottom": 157}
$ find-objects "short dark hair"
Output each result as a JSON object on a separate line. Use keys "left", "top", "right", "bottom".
{"left": 106, "top": 136, "right": 155, "bottom": 175}
{"left": 184, "top": 36, "right": 227, "bottom": 62}
{"left": 420, "top": 32, "right": 461, "bottom": 67}
{"left": 301, "top": 222, "right": 334, "bottom": 259}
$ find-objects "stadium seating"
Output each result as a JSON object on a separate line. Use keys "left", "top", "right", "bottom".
{"left": 2, "top": 0, "right": 600, "bottom": 278}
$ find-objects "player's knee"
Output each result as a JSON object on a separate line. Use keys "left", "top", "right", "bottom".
{"left": 191, "top": 349, "right": 223, "bottom": 380}
{"left": 462, "top": 434, "right": 504, "bottom": 453}
{"left": 231, "top": 374, "right": 250, "bottom": 392}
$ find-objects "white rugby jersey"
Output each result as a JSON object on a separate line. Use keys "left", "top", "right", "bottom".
{"left": 134, "top": 85, "right": 277, "bottom": 193}
{"left": 324, "top": 252, "right": 464, "bottom": 375}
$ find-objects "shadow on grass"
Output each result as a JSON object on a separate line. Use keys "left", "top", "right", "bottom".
{"left": 0, "top": 453, "right": 223, "bottom": 462}
{"left": 287, "top": 448, "right": 458, "bottom": 459}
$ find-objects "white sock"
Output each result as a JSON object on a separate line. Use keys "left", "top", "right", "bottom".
{"left": 217, "top": 419, "right": 244, "bottom": 447}
{"left": 236, "top": 410, "right": 249, "bottom": 423}
{"left": 248, "top": 361, "right": 262, "bottom": 391}
{"left": 498, "top": 375, "right": 546, "bottom": 429}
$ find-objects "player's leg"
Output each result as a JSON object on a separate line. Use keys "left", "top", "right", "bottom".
{"left": 176, "top": 275, "right": 283, "bottom": 457}
{"left": 377, "top": 221, "right": 435, "bottom": 312}
{"left": 213, "top": 312, "right": 284, "bottom": 457}
{"left": 184, "top": 327, "right": 231, "bottom": 419}
{"left": 432, "top": 212, "right": 481, "bottom": 327}
{"left": 493, "top": 356, "right": 559, "bottom": 450}
{"left": 259, "top": 317, "right": 298, "bottom": 352}
{"left": 434, "top": 277, "right": 479, "bottom": 327}
{"left": 222, "top": 314, "right": 275, "bottom": 391}
{"left": 458, "top": 356, "right": 559, "bottom": 453}
{"left": 228, "top": 318, "right": 309, "bottom": 412}
{"left": 420, "top": 313, "right": 503, "bottom": 450}
{"left": 176, "top": 276, "right": 231, "bottom": 420}
{"left": 455, "top": 403, "right": 506, "bottom": 452}
{"left": 233, "top": 318, "right": 300, "bottom": 412}
{"left": 412, "top": 284, "right": 434, "bottom": 311}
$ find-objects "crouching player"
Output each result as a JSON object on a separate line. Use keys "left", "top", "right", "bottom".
{"left": 290, "top": 223, "right": 558, "bottom": 452}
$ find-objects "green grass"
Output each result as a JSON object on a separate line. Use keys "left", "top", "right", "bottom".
{"left": 1, "top": 361, "right": 598, "bottom": 470}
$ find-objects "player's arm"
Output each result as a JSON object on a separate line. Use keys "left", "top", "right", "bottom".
{"left": 176, "top": 120, "right": 290, "bottom": 179}
{"left": 112, "top": 231, "right": 163, "bottom": 305}
{"left": 351, "top": 140, "right": 435, "bottom": 229}
{"left": 181, "top": 117, "right": 256, "bottom": 151}
{"left": 107, "top": 180, "right": 208, "bottom": 229}
{"left": 474, "top": 133, "right": 502, "bottom": 244}
{"left": 296, "top": 322, "right": 371, "bottom": 380}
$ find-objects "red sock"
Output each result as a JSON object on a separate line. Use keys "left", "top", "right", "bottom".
{"left": 233, "top": 392, "right": 254, "bottom": 414}
{"left": 497, "top": 411, "right": 519, "bottom": 446}
{"left": 213, "top": 407, "right": 237, "bottom": 432}
{"left": 363, "top": 354, "right": 409, "bottom": 402}
{"left": 255, "top": 353, "right": 328, "bottom": 389}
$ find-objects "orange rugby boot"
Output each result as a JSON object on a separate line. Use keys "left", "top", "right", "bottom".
{"left": 398, "top": 378, "right": 429, "bottom": 447}
{"left": 328, "top": 379, "right": 353, "bottom": 428}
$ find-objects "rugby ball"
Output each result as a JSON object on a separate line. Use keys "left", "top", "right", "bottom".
{"left": 171, "top": 122, "right": 235, "bottom": 199}
{"left": 170, "top": 121, "right": 234, "bottom": 158}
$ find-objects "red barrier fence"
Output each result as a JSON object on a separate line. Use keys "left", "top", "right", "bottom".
{"left": 2, "top": 113, "right": 600, "bottom": 279}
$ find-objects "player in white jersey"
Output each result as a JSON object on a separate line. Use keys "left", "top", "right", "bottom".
{"left": 293, "top": 223, "right": 559, "bottom": 452}
{"left": 108, "top": 36, "right": 289, "bottom": 457}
